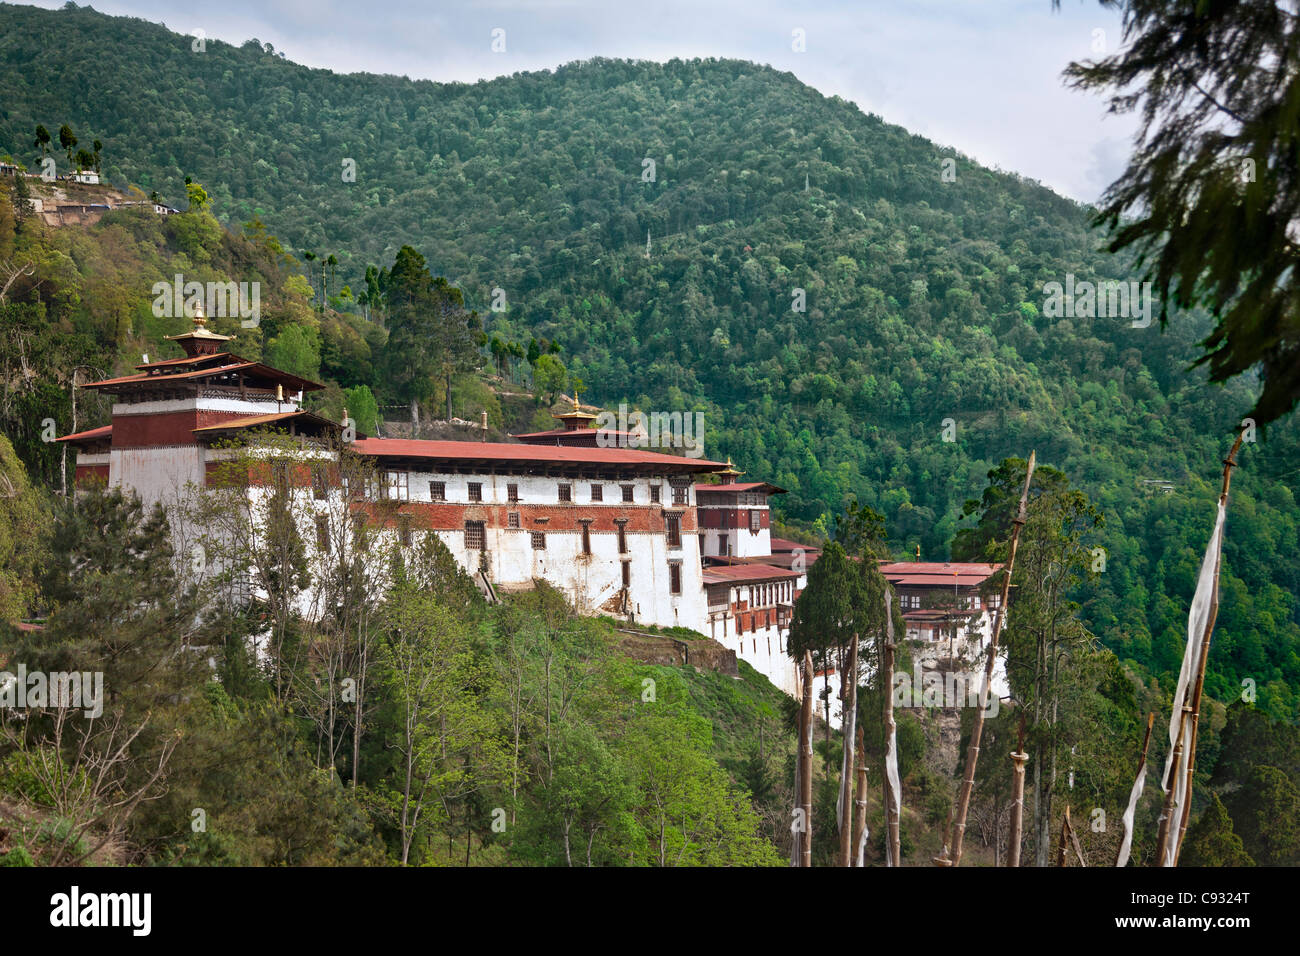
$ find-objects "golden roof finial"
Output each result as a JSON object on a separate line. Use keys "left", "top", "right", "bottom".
{"left": 572, "top": 392, "right": 581, "bottom": 413}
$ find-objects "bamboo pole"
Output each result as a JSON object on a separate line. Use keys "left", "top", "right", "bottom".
{"left": 853, "top": 724, "right": 868, "bottom": 866}
{"left": 1155, "top": 432, "right": 1243, "bottom": 866}
{"left": 882, "top": 585, "right": 901, "bottom": 867}
{"left": 1066, "top": 804, "right": 1087, "bottom": 866}
{"left": 1115, "top": 711, "right": 1155, "bottom": 867}
{"left": 799, "top": 649, "right": 814, "bottom": 867}
{"left": 1007, "top": 751, "right": 1029, "bottom": 865}
{"left": 1154, "top": 704, "right": 1190, "bottom": 863}
{"left": 1173, "top": 433, "right": 1243, "bottom": 865}
{"left": 790, "top": 661, "right": 803, "bottom": 868}
{"left": 1007, "top": 716, "right": 1028, "bottom": 867}
{"left": 942, "top": 451, "right": 1036, "bottom": 866}
{"left": 838, "top": 631, "right": 859, "bottom": 866}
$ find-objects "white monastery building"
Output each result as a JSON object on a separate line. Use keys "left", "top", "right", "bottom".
{"left": 59, "top": 313, "right": 1009, "bottom": 711}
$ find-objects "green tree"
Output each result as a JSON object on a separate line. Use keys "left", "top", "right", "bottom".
{"left": 264, "top": 323, "right": 321, "bottom": 381}
{"left": 531, "top": 354, "right": 567, "bottom": 405}
{"left": 0, "top": 434, "right": 48, "bottom": 624}
{"left": 1181, "top": 792, "right": 1254, "bottom": 867}
{"left": 342, "top": 384, "right": 379, "bottom": 437}
{"left": 1225, "top": 765, "right": 1300, "bottom": 865}
{"left": 1064, "top": 0, "right": 1300, "bottom": 423}
{"left": 57, "top": 124, "right": 76, "bottom": 169}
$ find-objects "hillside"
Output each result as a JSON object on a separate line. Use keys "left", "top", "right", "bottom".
{"left": 0, "top": 2, "right": 1297, "bottom": 720}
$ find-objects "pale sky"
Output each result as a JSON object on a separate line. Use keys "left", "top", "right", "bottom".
{"left": 33, "top": 0, "right": 1137, "bottom": 203}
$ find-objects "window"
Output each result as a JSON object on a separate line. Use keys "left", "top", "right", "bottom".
{"left": 464, "top": 521, "right": 485, "bottom": 550}
{"left": 616, "top": 521, "right": 628, "bottom": 554}
{"left": 749, "top": 510, "right": 761, "bottom": 533}
{"left": 531, "top": 531, "right": 546, "bottom": 550}
{"left": 312, "top": 465, "right": 329, "bottom": 500}
{"left": 352, "top": 514, "right": 368, "bottom": 552}
{"left": 590, "top": 483, "right": 603, "bottom": 502}
{"left": 671, "top": 483, "right": 688, "bottom": 505}
{"left": 508, "top": 512, "right": 520, "bottom": 529}
{"left": 698, "top": 532, "right": 706, "bottom": 553}
{"left": 621, "top": 484, "right": 634, "bottom": 503}
{"left": 398, "top": 515, "right": 412, "bottom": 547}
{"left": 669, "top": 562, "right": 681, "bottom": 595}
{"left": 384, "top": 470, "right": 408, "bottom": 501}
{"left": 665, "top": 513, "right": 681, "bottom": 548}
{"left": 507, "top": 483, "right": 519, "bottom": 503}
{"left": 650, "top": 485, "right": 661, "bottom": 504}
{"left": 431, "top": 481, "right": 446, "bottom": 502}
{"left": 621, "top": 560, "right": 631, "bottom": 588}
{"left": 468, "top": 482, "right": 482, "bottom": 503}
{"left": 580, "top": 520, "right": 592, "bottom": 555}
{"left": 315, "top": 516, "right": 330, "bottom": 553}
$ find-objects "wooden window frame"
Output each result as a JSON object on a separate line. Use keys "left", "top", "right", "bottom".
{"left": 665, "top": 512, "right": 682, "bottom": 549}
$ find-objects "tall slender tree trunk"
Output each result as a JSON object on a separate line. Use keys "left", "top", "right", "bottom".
{"left": 798, "top": 650, "right": 814, "bottom": 867}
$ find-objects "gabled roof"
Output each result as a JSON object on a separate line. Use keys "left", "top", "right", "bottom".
{"left": 769, "top": 536, "right": 819, "bottom": 554}
{"left": 878, "top": 562, "right": 1003, "bottom": 587}
{"left": 351, "top": 438, "right": 727, "bottom": 475}
{"left": 56, "top": 424, "right": 112, "bottom": 444}
{"left": 82, "top": 358, "right": 323, "bottom": 395}
{"left": 134, "top": 352, "right": 236, "bottom": 370}
{"left": 702, "top": 563, "right": 801, "bottom": 585}
{"left": 192, "top": 409, "right": 348, "bottom": 438}
{"left": 693, "top": 481, "right": 787, "bottom": 495}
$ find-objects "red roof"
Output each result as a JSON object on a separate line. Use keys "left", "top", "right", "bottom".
{"left": 56, "top": 424, "right": 112, "bottom": 444}
{"left": 769, "top": 536, "right": 819, "bottom": 554}
{"left": 694, "top": 481, "right": 787, "bottom": 495}
{"left": 351, "top": 438, "right": 727, "bottom": 473}
{"left": 702, "top": 563, "right": 801, "bottom": 585}
{"left": 82, "top": 359, "right": 323, "bottom": 394}
{"left": 879, "top": 562, "right": 1003, "bottom": 587}
{"left": 512, "top": 428, "right": 639, "bottom": 447}
{"left": 192, "top": 409, "right": 347, "bottom": 437}
{"left": 134, "top": 352, "right": 236, "bottom": 370}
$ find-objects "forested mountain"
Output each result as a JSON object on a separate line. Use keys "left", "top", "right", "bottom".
{"left": 0, "top": 1, "right": 1297, "bottom": 725}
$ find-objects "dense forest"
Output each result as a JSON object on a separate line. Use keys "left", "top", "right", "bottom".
{"left": 0, "top": 2, "right": 1297, "bottom": 866}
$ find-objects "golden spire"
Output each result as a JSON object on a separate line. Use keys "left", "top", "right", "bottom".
{"left": 164, "top": 297, "right": 232, "bottom": 356}
{"left": 717, "top": 456, "right": 744, "bottom": 482}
